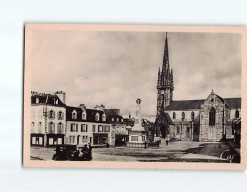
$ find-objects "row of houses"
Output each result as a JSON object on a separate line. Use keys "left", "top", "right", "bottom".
{"left": 30, "top": 91, "right": 133, "bottom": 147}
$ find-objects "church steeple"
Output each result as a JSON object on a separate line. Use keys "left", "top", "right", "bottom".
{"left": 156, "top": 32, "right": 174, "bottom": 117}
{"left": 162, "top": 32, "right": 169, "bottom": 73}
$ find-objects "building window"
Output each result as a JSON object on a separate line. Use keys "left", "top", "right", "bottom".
{"left": 69, "top": 136, "right": 75, "bottom": 144}
{"left": 31, "top": 122, "right": 35, "bottom": 132}
{"left": 81, "top": 124, "right": 87, "bottom": 132}
{"left": 131, "top": 136, "right": 138, "bottom": 141}
{"left": 102, "top": 113, "right": 106, "bottom": 122}
{"left": 38, "top": 122, "right": 42, "bottom": 133}
{"left": 38, "top": 110, "right": 42, "bottom": 119}
{"left": 121, "top": 118, "right": 123, "bottom": 122}
{"left": 95, "top": 113, "right": 99, "bottom": 121}
{"left": 173, "top": 112, "right": 176, "bottom": 119}
{"left": 93, "top": 125, "right": 96, "bottom": 132}
{"left": 142, "top": 136, "right": 145, "bottom": 141}
{"left": 182, "top": 112, "right": 185, "bottom": 119}
{"left": 98, "top": 125, "right": 103, "bottom": 132}
{"left": 36, "top": 97, "right": 39, "bottom": 103}
{"left": 57, "top": 122, "right": 63, "bottom": 133}
{"left": 176, "top": 126, "right": 180, "bottom": 134}
{"left": 49, "top": 110, "right": 55, "bottom": 119}
{"left": 82, "top": 112, "right": 87, "bottom": 120}
{"left": 235, "top": 110, "right": 240, "bottom": 118}
{"left": 71, "top": 124, "right": 78, "bottom": 132}
{"left": 191, "top": 111, "right": 195, "bottom": 119}
{"left": 31, "top": 110, "right": 35, "bottom": 119}
{"left": 48, "top": 122, "right": 55, "bottom": 133}
{"left": 112, "top": 117, "right": 114, "bottom": 122}
{"left": 72, "top": 110, "right": 77, "bottom": 119}
{"left": 116, "top": 118, "right": 119, "bottom": 122}
{"left": 105, "top": 125, "right": 110, "bottom": 132}
{"left": 209, "top": 107, "right": 216, "bottom": 126}
{"left": 58, "top": 111, "right": 63, "bottom": 120}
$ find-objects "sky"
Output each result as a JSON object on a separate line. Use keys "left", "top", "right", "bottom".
{"left": 31, "top": 30, "right": 242, "bottom": 118}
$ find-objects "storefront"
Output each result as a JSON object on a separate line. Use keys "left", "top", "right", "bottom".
{"left": 93, "top": 133, "right": 108, "bottom": 145}
{"left": 30, "top": 134, "right": 44, "bottom": 147}
{"left": 46, "top": 134, "right": 64, "bottom": 147}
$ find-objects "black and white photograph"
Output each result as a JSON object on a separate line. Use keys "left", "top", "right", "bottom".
{"left": 23, "top": 24, "right": 246, "bottom": 170}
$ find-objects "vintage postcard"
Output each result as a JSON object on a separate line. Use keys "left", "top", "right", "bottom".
{"left": 23, "top": 24, "right": 247, "bottom": 170}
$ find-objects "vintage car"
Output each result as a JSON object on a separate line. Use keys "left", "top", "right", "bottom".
{"left": 52, "top": 144, "right": 92, "bottom": 161}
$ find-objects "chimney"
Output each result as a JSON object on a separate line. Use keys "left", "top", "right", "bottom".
{"left": 78, "top": 104, "right": 86, "bottom": 111}
{"left": 54, "top": 91, "right": 66, "bottom": 104}
{"left": 94, "top": 105, "right": 105, "bottom": 111}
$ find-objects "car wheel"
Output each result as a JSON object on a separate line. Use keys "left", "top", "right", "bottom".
{"left": 52, "top": 154, "right": 58, "bottom": 160}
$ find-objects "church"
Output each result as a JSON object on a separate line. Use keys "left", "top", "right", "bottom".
{"left": 154, "top": 33, "right": 241, "bottom": 142}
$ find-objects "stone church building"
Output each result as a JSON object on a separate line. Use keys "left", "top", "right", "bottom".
{"left": 154, "top": 33, "right": 241, "bottom": 142}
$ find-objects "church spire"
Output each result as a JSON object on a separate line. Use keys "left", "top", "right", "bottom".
{"left": 162, "top": 32, "right": 169, "bottom": 73}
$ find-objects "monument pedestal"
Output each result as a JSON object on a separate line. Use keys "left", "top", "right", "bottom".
{"left": 127, "top": 98, "right": 148, "bottom": 148}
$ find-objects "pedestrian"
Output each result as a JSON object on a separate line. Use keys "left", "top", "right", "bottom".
{"left": 166, "top": 137, "right": 169, "bottom": 146}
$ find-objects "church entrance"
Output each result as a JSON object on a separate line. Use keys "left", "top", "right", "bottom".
{"left": 160, "top": 124, "right": 168, "bottom": 138}
{"left": 193, "top": 125, "right": 199, "bottom": 141}
{"left": 184, "top": 126, "right": 191, "bottom": 141}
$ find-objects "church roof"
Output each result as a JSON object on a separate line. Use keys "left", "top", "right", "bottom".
{"left": 165, "top": 100, "right": 204, "bottom": 110}
{"left": 224, "top": 98, "right": 241, "bottom": 109}
{"left": 165, "top": 98, "right": 241, "bottom": 111}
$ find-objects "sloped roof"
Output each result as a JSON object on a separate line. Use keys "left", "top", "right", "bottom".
{"left": 165, "top": 97, "right": 241, "bottom": 111}
{"left": 31, "top": 94, "right": 66, "bottom": 107}
{"left": 155, "top": 112, "right": 174, "bottom": 127}
{"left": 66, "top": 106, "right": 110, "bottom": 123}
{"left": 104, "top": 109, "right": 119, "bottom": 116}
{"left": 224, "top": 98, "right": 241, "bottom": 109}
{"left": 165, "top": 100, "right": 204, "bottom": 110}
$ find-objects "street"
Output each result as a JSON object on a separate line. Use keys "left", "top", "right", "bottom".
{"left": 30, "top": 140, "right": 229, "bottom": 163}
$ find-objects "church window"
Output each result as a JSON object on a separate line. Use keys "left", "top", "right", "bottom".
{"left": 235, "top": 110, "right": 239, "bottom": 118}
{"left": 182, "top": 112, "right": 185, "bottom": 119}
{"left": 209, "top": 107, "right": 216, "bottom": 126}
{"left": 173, "top": 112, "right": 176, "bottom": 119}
{"left": 191, "top": 111, "right": 195, "bottom": 119}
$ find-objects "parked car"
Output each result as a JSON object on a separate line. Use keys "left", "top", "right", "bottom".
{"left": 52, "top": 144, "right": 92, "bottom": 161}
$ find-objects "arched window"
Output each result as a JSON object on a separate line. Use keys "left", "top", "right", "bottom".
{"left": 191, "top": 111, "right": 195, "bottom": 119}
{"left": 102, "top": 113, "right": 106, "bottom": 122}
{"left": 57, "top": 122, "right": 63, "bottom": 133}
{"left": 95, "top": 113, "right": 99, "bottom": 121}
{"left": 38, "top": 122, "right": 42, "bottom": 133}
{"left": 176, "top": 126, "right": 180, "bottom": 134}
{"left": 31, "top": 122, "right": 35, "bottom": 132}
{"left": 72, "top": 110, "right": 77, "bottom": 119}
{"left": 82, "top": 112, "right": 87, "bottom": 120}
{"left": 235, "top": 110, "right": 240, "bottom": 118}
{"left": 173, "top": 112, "right": 176, "bottom": 119}
{"left": 209, "top": 107, "right": 216, "bottom": 126}
{"left": 49, "top": 122, "right": 55, "bottom": 133}
{"left": 182, "top": 112, "right": 185, "bottom": 119}
{"left": 58, "top": 111, "right": 63, "bottom": 120}
{"left": 49, "top": 110, "right": 55, "bottom": 119}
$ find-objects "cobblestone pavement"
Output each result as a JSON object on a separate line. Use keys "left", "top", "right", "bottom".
{"left": 30, "top": 140, "right": 229, "bottom": 163}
